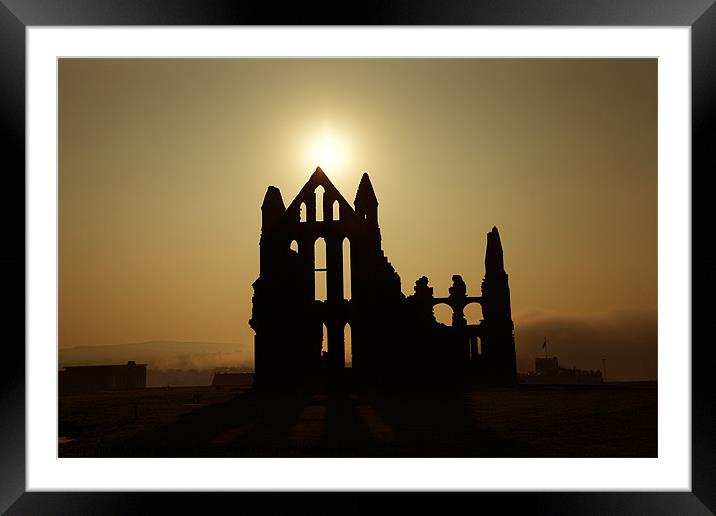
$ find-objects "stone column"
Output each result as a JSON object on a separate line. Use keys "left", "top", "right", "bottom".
{"left": 327, "top": 321, "right": 346, "bottom": 370}
{"left": 326, "top": 237, "right": 344, "bottom": 303}
{"left": 300, "top": 237, "right": 315, "bottom": 301}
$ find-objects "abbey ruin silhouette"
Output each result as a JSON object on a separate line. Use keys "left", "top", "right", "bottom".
{"left": 250, "top": 167, "right": 517, "bottom": 389}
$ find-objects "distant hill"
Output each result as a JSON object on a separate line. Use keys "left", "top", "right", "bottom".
{"left": 59, "top": 340, "right": 252, "bottom": 371}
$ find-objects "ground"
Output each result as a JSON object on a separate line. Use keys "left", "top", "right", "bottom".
{"left": 59, "top": 379, "right": 657, "bottom": 458}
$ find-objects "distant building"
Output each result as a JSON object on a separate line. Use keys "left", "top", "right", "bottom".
{"left": 60, "top": 361, "right": 147, "bottom": 392}
{"left": 535, "top": 357, "right": 560, "bottom": 376}
{"left": 523, "top": 356, "right": 603, "bottom": 384}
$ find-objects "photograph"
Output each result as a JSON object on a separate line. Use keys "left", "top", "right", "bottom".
{"left": 57, "top": 58, "right": 658, "bottom": 459}
{"left": 0, "top": 0, "right": 710, "bottom": 506}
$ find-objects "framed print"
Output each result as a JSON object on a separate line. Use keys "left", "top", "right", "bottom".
{"left": 2, "top": 0, "right": 712, "bottom": 513}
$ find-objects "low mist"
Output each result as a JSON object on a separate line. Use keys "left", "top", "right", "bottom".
{"left": 514, "top": 309, "right": 657, "bottom": 381}
{"left": 59, "top": 341, "right": 253, "bottom": 386}
{"left": 59, "top": 308, "right": 657, "bottom": 385}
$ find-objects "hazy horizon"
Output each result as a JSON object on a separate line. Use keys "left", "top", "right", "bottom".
{"left": 59, "top": 58, "right": 657, "bottom": 380}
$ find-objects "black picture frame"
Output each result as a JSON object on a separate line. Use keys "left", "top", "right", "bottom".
{"left": 1, "top": 1, "right": 710, "bottom": 513}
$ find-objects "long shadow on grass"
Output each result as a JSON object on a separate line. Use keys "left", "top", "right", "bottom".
{"left": 314, "top": 390, "right": 379, "bottom": 456}
{"left": 362, "top": 388, "right": 535, "bottom": 457}
{"left": 101, "top": 390, "right": 309, "bottom": 457}
{"left": 81, "top": 387, "right": 541, "bottom": 457}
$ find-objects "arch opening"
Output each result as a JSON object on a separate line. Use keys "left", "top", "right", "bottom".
{"left": 315, "top": 238, "right": 327, "bottom": 301}
{"left": 434, "top": 304, "right": 453, "bottom": 326}
{"left": 299, "top": 202, "right": 307, "bottom": 223}
{"left": 289, "top": 240, "right": 298, "bottom": 253}
{"left": 465, "top": 303, "right": 483, "bottom": 325}
{"left": 344, "top": 323, "right": 352, "bottom": 368}
{"left": 321, "top": 323, "right": 328, "bottom": 355}
{"left": 315, "top": 238, "right": 326, "bottom": 269}
{"left": 342, "top": 238, "right": 351, "bottom": 300}
{"left": 315, "top": 186, "right": 326, "bottom": 222}
{"left": 332, "top": 200, "right": 340, "bottom": 221}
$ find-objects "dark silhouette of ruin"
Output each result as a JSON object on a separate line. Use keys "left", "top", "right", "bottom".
{"left": 249, "top": 167, "right": 517, "bottom": 389}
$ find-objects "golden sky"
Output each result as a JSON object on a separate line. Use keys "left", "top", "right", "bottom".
{"left": 59, "top": 59, "right": 657, "bottom": 378}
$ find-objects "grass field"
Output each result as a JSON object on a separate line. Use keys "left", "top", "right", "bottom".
{"left": 59, "top": 379, "right": 657, "bottom": 458}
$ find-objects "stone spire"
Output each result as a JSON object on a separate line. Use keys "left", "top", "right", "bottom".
{"left": 261, "top": 185, "right": 286, "bottom": 231}
{"left": 485, "top": 226, "right": 505, "bottom": 275}
{"left": 481, "top": 225, "right": 516, "bottom": 385}
{"left": 354, "top": 172, "right": 378, "bottom": 221}
{"left": 481, "top": 225, "right": 512, "bottom": 321}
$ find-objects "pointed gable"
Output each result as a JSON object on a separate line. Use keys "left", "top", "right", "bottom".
{"left": 286, "top": 167, "right": 356, "bottom": 216}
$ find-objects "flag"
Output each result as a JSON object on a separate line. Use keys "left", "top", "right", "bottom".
{"left": 542, "top": 337, "right": 547, "bottom": 349}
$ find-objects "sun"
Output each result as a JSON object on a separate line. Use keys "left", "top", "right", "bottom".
{"left": 318, "top": 142, "right": 338, "bottom": 166}
{"left": 309, "top": 134, "right": 345, "bottom": 170}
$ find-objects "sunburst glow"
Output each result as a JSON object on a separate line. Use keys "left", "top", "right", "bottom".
{"left": 309, "top": 134, "right": 345, "bottom": 170}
